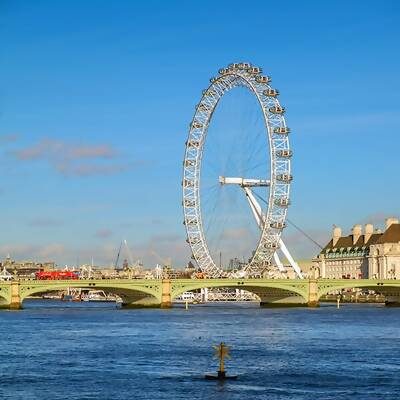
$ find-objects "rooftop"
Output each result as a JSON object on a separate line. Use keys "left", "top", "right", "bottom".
{"left": 322, "top": 223, "right": 400, "bottom": 254}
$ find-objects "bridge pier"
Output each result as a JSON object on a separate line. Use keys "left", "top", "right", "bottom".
{"left": 9, "top": 281, "right": 22, "bottom": 310}
{"left": 259, "top": 299, "right": 308, "bottom": 307}
{"left": 258, "top": 290, "right": 309, "bottom": 307}
{"left": 385, "top": 296, "right": 400, "bottom": 307}
{"left": 161, "top": 279, "right": 172, "bottom": 308}
{"left": 120, "top": 279, "right": 172, "bottom": 308}
{"left": 307, "top": 279, "right": 320, "bottom": 307}
{"left": 257, "top": 279, "right": 319, "bottom": 307}
{"left": 121, "top": 297, "right": 162, "bottom": 308}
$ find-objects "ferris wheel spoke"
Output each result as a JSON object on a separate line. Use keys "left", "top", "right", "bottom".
{"left": 201, "top": 187, "right": 220, "bottom": 210}
{"left": 241, "top": 161, "right": 268, "bottom": 175}
{"left": 205, "top": 189, "right": 236, "bottom": 244}
{"left": 203, "top": 160, "right": 222, "bottom": 177}
{"left": 209, "top": 208, "right": 236, "bottom": 262}
{"left": 203, "top": 189, "right": 223, "bottom": 235}
{"left": 244, "top": 139, "right": 267, "bottom": 166}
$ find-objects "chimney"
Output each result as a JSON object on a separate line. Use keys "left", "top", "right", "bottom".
{"left": 332, "top": 226, "right": 342, "bottom": 247}
{"left": 352, "top": 224, "right": 362, "bottom": 245}
{"left": 385, "top": 217, "right": 399, "bottom": 230}
{"left": 364, "top": 224, "right": 373, "bottom": 243}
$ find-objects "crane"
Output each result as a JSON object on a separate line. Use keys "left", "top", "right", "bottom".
{"left": 115, "top": 240, "right": 142, "bottom": 271}
{"left": 114, "top": 241, "right": 123, "bottom": 269}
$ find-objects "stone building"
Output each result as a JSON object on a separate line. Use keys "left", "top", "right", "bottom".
{"left": 1, "top": 256, "right": 56, "bottom": 278}
{"left": 313, "top": 218, "right": 400, "bottom": 279}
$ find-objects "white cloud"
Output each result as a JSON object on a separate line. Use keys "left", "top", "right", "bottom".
{"left": 11, "top": 138, "right": 136, "bottom": 177}
{"left": 95, "top": 229, "right": 113, "bottom": 238}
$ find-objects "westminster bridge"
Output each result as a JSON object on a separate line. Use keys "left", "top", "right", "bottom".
{"left": 1, "top": 278, "right": 400, "bottom": 309}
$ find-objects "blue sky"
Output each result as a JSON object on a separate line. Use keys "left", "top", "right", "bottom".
{"left": 1, "top": 0, "right": 399, "bottom": 267}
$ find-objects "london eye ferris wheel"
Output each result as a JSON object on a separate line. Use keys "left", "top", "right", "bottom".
{"left": 182, "top": 62, "right": 303, "bottom": 279}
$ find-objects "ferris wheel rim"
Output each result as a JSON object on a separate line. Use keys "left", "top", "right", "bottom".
{"left": 182, "top": 63, "right": 292, "bottom": 278}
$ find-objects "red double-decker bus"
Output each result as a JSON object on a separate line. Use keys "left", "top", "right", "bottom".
{"left": 35, "top": 271, "right": 79, "bottom": 280}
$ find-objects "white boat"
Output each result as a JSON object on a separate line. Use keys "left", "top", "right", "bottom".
{"left": 81, "top": 290, "right": 120, "bottom": 302}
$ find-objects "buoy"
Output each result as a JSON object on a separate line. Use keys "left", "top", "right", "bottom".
{"left": 205, "top": 342, "right": 237, "bottom": 380}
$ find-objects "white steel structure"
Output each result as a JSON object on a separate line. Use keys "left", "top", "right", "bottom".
{"left": 183, "top": 62, "right": 300, "bottom": 278}
{"left": 220, "top": 176, "right": 303, "bottom": 279}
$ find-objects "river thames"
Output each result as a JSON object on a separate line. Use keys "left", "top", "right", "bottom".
{"left": 0, "top": 301, "right": 399, "bottom": 399}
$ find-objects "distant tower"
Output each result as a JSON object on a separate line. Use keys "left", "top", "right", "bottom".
{"left": 4, "top": 254, "right": 12, "bottom": 267}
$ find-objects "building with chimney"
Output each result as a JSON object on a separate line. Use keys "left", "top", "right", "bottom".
{"left": 312, "top": 217, "right": 400, "bottom": 279}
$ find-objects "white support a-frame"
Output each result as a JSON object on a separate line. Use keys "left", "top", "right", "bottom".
{"left": 223, "top": 177, "right": 303, "bottom": 279}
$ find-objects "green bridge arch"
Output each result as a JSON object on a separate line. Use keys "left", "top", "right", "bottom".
{"left": 317, "top": 279, "right": 400, "bottom": 300}
{"left": 0, "top": 285, "right": 10, "bottom": 308}
{"left": 19, "top": 279, "right": 163, "bottom": 307}
{"left": 171, "top": 279, "right": 310, "bottom": 304}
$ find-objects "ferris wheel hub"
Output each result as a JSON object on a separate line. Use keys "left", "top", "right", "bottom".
{"left": 218, "top": 176, "right": 271, "bottom": 187}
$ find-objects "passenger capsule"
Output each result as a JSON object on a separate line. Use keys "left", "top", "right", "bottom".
{"left": 269, "top": 106, "right": 285, "bottom": 114}
{"left": 276, "top": 150, "right": 293, "bottom": 158}
{"left": 274, "top": 127, "right": 290, "bottom": 135}
{"left": 197, "top": 103, "right": 210, "bottom": 112}
{"left": 264, "top": 261, "right": 272, "bottom": 266}
{"left": 276, "top": 174, "right": 293, "bottom": 183}
{"left": 263, "top": 242, "right": 279, "bottom": 249}
{"left": 255, "top": 75, "right": 271, "bottom": 84}
{"left": 247, "top": 66, "right": 262, "bottom": 74}
{"left": 184, "top": 159, "right": 196, "bottom": 167}
{"left": 187, "top": 140, "right": 200, "bottom": 148}
{"left": 203, "top": 88, "right": 217, "bottom": 97}
{"left": 192, "top": 121, "right": 203, "bottom": 129}
{"left": 186, "top": 237, "right": 200, "bottom": 245}
{"left": 183, "top": 179, "right": 194, "bottom": 187}
{"left": 210, "top": 77, "right": 217, "bottom": 83}
{"left": 184, "top": 199, "right": 195, "bottom": 207}
{"left": 274, "top": 198, "right": 290, "bottom": 207}
{"left": 270, "top": 222, "right": 287, "bottom": 229}
{"left": 263, "top": 88, "right": 279, "bottom": 97}
{"left": 237, "top": 62, "right": 251, "bottom": 70}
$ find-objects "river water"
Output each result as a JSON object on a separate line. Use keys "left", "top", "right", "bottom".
{"left": 0, "top": 301, "right": 399, "bottom": 400}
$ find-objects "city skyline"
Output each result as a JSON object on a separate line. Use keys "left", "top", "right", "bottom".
{"left": 1, "top": 0, "right": 399, "bottom": 267}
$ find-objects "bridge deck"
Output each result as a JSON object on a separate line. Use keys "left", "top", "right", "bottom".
{"left": 1, "top": 279, "right": 400, "bottom": 309}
